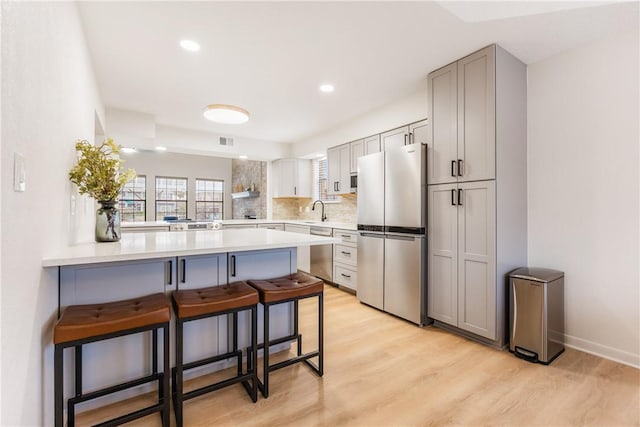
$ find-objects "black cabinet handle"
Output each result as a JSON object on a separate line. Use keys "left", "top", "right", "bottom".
{"left": 451, "top": 160, "right": 456, "bottom": 177}
{"left": 181, "top": 258, "right": 186, "bottom": 283}
{"left": 404, "top": 134, "right": 408, "bottom": 145}
{"left": 294, "top": 186, "right": 297, "bottom": 195}
{"left": 230, "top": 255, "right": 236, "bottom": 277}
{"left": 458, "top": 159, "right": 463, "bottom": 177}
{"left": 341, "top": 251, "right": 351, "bottom": 255}
{"left": 458, "top": 189, "right": 463, "bottom": 206}
{"left": 451, "top": 189, "right": 456, "bottom": 206}
{"left": 166, "top": 260, "right": 173, "bottom": 286}
{"left": 409, "top": 132, "right": 413, "bottom": 144}
{"left": 341, "top": 273, "right": 351, "bottom": 279}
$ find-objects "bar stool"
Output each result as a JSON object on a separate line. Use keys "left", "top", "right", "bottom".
{"left": 171, "top": 281, "right": 259, "bottom": 427}
{"left": 54, "top": 293, "right": 171, "bottom": 427}
{"left": 247, "top": 271, "right": 324, "bottom": 398}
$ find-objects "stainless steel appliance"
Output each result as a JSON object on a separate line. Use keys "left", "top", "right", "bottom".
{"left": 509, "top": 267, "right": 565, "bottom": 364}
{"left": 350, "top": 174, "right": 357, "bottom": 193}
{"left": 357, "top": 144, "right": 427, "bottom": 325}
{"left": 310, "top": 226, "right": 333, "bottom": 282}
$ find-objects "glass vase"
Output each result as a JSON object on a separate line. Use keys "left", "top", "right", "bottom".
{"left": 96, "top": 200, "right": 121, "bottom": 242}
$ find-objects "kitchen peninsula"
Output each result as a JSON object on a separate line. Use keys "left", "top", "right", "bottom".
{"left": 43, "top": 228, "right": 338, "bottom": 407}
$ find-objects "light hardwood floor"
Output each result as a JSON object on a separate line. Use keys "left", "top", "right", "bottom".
{"left": 78, "top": 285, "right": 640, "bottom": 426}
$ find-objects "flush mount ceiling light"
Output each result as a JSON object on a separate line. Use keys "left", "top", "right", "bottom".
{"left": 238, "top": 155, "right": 248, "bottom": 159}
{"left": 203, "top": 104, "right": 250, "bottom": 124}
{"left": 319, "top": 83, "right": 335, "bottom": 93}
{"left": 120, "top": 147, "right": 137, "bottom": 153}
{"left": 154, "top": 146, "right": 167, "bottom": 151}
{"left": 180, "top": 39, "right": 200, "bottom": 52}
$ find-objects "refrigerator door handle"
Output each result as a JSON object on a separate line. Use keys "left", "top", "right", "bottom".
{"left": 360, "top": 232, "right": 384, "bottom": 238}
{"left": 385, "top": 234, "right": 416, "bottom": 241}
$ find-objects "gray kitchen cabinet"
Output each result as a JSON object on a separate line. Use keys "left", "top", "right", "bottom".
{"left": 327, "top": 143, "right": 351, "bottom": 195}
{"left": 271, "top": 158, "right": 312, "bottom": 197}
{"left": 426, "top": 44, "right": 527, "bottom": 347}
{"left": 284, "top": 223, "right": 311, "bottom": 272}
{"left": 350, "top": 139, "right": 364, "bottom": 173}
{"left": 409, "top": 119, "right": 429, "bottom": 146}
{"left": 427, "top": 181, "right": 496, "bottom": 340}
{"left": 364, "top": 134, "right": 381, "bottom": 155}
{"left": 332, "top": 229, "right": 358, "bottom": 291}
{"left": 381, "top": 126, "right": 409, "bottom": 151}
{"left": 428, "top": 45, "right": 498, "bottom": 184}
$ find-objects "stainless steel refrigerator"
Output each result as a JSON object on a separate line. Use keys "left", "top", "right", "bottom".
{"left": 356, "top": 144, "right": 427, "bottom": 325}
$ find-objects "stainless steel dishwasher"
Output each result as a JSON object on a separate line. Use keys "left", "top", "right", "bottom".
{"left": 310, "top": 226, "right": 333, "bottom": 282}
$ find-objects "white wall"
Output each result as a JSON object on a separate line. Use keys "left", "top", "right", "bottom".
{"left": 527, "top": 28, "right": 639, "bottom": 367}
{"left": 1, "top": 2, "right": 103, "bottom": 424}
{"left": 120, "top": 151, "right": 233, "bottom": 220}
{"left": 291, "top": 90, "right": 427, "bottom": 157}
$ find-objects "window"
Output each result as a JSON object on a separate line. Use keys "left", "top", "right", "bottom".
{"left": 314, "top": 158, "right": 338, "bottom": 202}
{"left": 155, "top": 176, "right": 188, "bottom": 220}
{"left": 195, "top": 179, "right": 224, "bottom": 221}
{"left": 118, "top": 175, "right": 146, "bottom": 222}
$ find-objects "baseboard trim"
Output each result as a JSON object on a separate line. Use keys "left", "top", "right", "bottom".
{"left": 564, "top": 333, "right": 639, "bottom": 369}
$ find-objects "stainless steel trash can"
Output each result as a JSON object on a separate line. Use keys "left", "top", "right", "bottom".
{"left": 509, "top": 267, "right": 564, "bottom": 364}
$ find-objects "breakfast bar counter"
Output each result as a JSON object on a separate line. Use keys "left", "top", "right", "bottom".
{"left": 44, "top": 228, "right": 338, "bottom": 409}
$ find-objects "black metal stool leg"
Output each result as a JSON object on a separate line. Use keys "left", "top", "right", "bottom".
{"left": 294, "top": 300, "right": 302, "bottom": 356}
{"left": 251, "top": 305, "right": 258, "bottom": 402}
{"left": 54, "top": 344, "right": 63, "bottom": 427}
{"left": 162, "top": 323, "right": 170, "bottom": 427}
{"left": 174, "top": 318, "right": 184, "bottom": 427}
{"left": 318, "top": 292, "right": 324, "bottom": 376}
{"left": 262, "top": 303, "right": 270, "bottom": 398}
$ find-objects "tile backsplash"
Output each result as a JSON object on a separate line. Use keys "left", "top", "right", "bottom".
{"left": 272, "top": 194, "right": 357, "bottom": 224}
{"left": 232, "top": 159, "right": 267, "bottom": 219}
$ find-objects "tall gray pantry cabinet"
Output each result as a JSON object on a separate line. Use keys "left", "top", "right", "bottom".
{"left": 426, "top": 45, "right": 527, "bottom": 347}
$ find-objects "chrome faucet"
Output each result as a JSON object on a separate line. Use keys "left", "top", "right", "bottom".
{"left": 312, "top": 200, "right": 327, "bottom": 222}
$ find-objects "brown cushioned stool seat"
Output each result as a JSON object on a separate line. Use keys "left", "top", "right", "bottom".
{"left": 248, "top": 272, "right": 324, "bottom": 303}
{"left": 173, "top": 281, "right": 259, "bottom": 319}
{"left": 54, "top": 293, "right": 171, "bottom": 427}
{"left": 247, "top": 271, "right": 324, "bottom": 398}
{"left": 54, "top": 293, "right": 170, "bottom": 344}
{"left": 171, "top": 281, "right": 259, "bottom": 427}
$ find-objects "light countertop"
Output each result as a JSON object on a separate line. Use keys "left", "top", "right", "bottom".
{"left": 121, "top": 219, "right": 358, "bottom": 231}
{"left": 42, "top": 229, "right": 339, "bottom": 267}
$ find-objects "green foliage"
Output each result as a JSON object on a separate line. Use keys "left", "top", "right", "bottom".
{"left": 68, "top": 139, "right": 136, "bottom": 202}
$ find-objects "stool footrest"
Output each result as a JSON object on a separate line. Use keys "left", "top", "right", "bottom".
{"left": 252, "top": 333, "right": 301, "bottom": 351}
{"left": 68, "top": 372, "right": 164, "bottom": 405}
{"left": 182, "top": 372, "right": 256, "bottom": 402}
{"left": 269, "top": 351, "right": 319, "bottom": 372}
{"left": 177, "top": 349, "right": 243, "bottom": 372}
{"left": 93, "top": 402, "right": 165, "bottom": 427}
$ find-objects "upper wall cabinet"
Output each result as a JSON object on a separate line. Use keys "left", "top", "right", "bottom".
{"left": 350, "top": 139, "right": 364, "bottom": 174}
{"left": 428, "top": 45, "right": 495, "bottom": 185}
{"left": 381, "top": 120, "right": 429, "bottom": 151}
{"left": 364, "top": 135, "right": 381, "bottom": 155}
{"left": 327, "top": 143, "right": 351, "bottom": 195}
{"left": 271, "top": 158, "right": 312, "bottom": 197}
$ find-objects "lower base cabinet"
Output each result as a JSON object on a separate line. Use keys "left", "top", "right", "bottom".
{"left": 427, "top": 180, "right": 497, "bottom": 340}
{"left": 332, "top": 229, "right": 358, "bottom": 291}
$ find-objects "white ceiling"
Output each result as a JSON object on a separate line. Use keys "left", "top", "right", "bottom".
{"left": 78, "top": 1, "right": 638, "bottom": 145}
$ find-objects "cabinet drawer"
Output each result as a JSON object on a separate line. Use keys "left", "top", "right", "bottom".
{"left": 333, "top": 229, "right": 358, "bottom": 246}
{"left": 258, "top": 223, "right": 284, "bottom": 231}
{"left": 334, "top": 264, "right": 357, "bottom": 291}
{"left": 334, "top": 244, "right": 357, "bottom": 265}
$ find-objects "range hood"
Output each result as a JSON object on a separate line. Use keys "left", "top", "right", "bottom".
{"left": 231, "top": 191, "right": 260, "bottom": 199}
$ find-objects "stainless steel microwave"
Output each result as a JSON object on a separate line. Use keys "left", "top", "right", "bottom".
{"left": 350, "top": 174, "right": 357, "bottom": 193}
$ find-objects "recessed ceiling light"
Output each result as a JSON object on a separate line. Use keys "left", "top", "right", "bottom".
{"left": 203, "top": 104, "right": 250, "bottom": 124}
{"left": 319, "top": 83, "right": 335, "bottom": 93}
{"left": 180, "top": 39, "right": 200, "bottom": 52}
{"left": 120, "top": 147, "right": 136, "bottom": 153}
{"left": 155, "top": 146, "right": 167, "bottom": 151}
{"left": 239, "top": 155, "right": 248, "bottom": 160}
